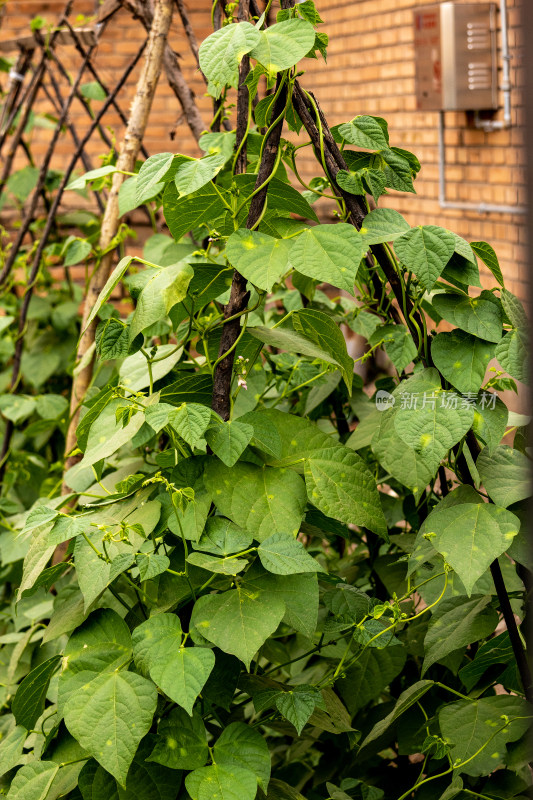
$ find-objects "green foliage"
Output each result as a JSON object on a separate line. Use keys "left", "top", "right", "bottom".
{"left": 0, "top": 4, "right": 530, "bottom": 800}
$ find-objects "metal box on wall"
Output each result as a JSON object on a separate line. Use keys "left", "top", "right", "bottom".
{"left": 414, "top": 2, "right": 498, "bottom": 111}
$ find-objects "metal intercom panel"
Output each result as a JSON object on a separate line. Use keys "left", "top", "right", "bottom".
{"left": 414, "top": 2, "right": 498, "bottom": 111}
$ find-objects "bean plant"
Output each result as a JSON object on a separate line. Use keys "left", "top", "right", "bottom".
{"left": 0, "top": 2, "right": 530, "bottom": 800}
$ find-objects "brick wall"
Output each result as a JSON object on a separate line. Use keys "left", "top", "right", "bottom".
{"left": 0, "top": 0, "right": 526, "bottom": 298}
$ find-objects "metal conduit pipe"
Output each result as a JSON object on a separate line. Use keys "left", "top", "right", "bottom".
{"left": 438, "top": 0, "right": 526, "bottom": 215}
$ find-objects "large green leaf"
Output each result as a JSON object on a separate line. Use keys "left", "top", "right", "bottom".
{"left": 0, "top": 726, "right": 26, "bottom": 778}
{"left": 12, "top": 655, "right": 60, "bottom": 729}
{"left": 226, "top": 229, "right": 290, "bottom": 291}
{"left": 287, "top": 223, "right": 364, "bottom": 293}
{"left": 293, "top": 308, "right": 355, "bottom": 393}
{"left": 129, "top": 262, "right": 193, "bottom": 342}
{"left": 337, "top": 646, "right": 406, "bottom": 714}
{"left": 234, "top": 174, "right": 318, "bottom": 222}
{"left": 337, "top": 116, "right": 389, "bottom": 150}
{"left": 214, "top": 721, "right": 271, "bottom": 791}
{"left": 204, "top": 460, "right": 307, "bottom": 541}
{"left": 476, "top": 445, "right": 530, "bottom": 507}
{"left": 205, "top": 419, "right": 254, "bottom": 467}
{"left": 500, "top": 288, "right": 527, "bottom": 330}
{"left": 63, "top": 671, "right": 157, "bottom": 786}
{"left": 424, "top": 502, "right": 519, "bottom": 595}
{"left": 199, "top": 21, "right": 261, "bottom": 97}
{"left": 258, "top": 531, "right": 323, "bottom": 575}
{"left": 432, "top": 291, "right": 502, "bottom": 343}
{"left": 361, "top": 680, "right": 434, "bottom": 747}
{"left": 174, "top": 154, "right": 226, "bottom": 197}
{"left": 423, "top": 595, "right": 498, "bottom": 674}
{"left": 163, "top": 182, "right": 227, "bottom": 242}
{"left": 470, "top": 241, "right": 504, "bottom": 286}
{"left": 393, "top": 226, "right": 455, "bottom": 290}
{"left": 62, "top": 609, "right": 132, "bottom": 677}
{"left": 439, "top": 696, "right": 530, "bottom": 776}
{"left": 248, "top": 325, "right": 346, "bottom": 371}
{"left": 496, "top": 328, "right": 528, "bottom": 384}
{"left": 148, "top": 707, "right": 208, "bottom": 770}
{"left": 431, "top": 330, "right": 495, "bottom": 394}
{"left": 78, "top": 760, "right": 119, "bottom": 800}
{"left": 472, "top": 391, "right": 508, "bottom": 454}
{"left": 185, "top": 763, "right": 257, "bottom": 800}
{"left": 248, "top": 18, "right": 315, "bottom": 73}
{"left": 6, "top": 762, "right": 59, "bottom": 800}
{"left": 190, "top": 586, "right": 285, "bottom": 668}
{"left": 245, "top": 569, "right": 319, "bottom": 638}
{"left": 195, "top": 516, "right": 252, "bottom": 556}
{"left": 394, "top": 390, "right": 474, "bottom": 476}
{"left": 136, "top": 153, "right": 175, "bottom": 204}
{"left": 170, "top": 403, "right": 212, "bottom": 448}
{"left": 371, "top": 408, "right": 434, "bottom": 499}
{"left": 132, "top": 613, "right": 214, "bottom": 715}
{"left": 83, "top": 256, "right": 133, "bottom": 332}
{"left": 305, "top": 447, "right": 388, "bottom": 537}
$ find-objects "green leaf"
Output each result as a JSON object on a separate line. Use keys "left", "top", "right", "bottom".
{"left": 196, "top": 516, "right": 252, "bottom": 556}
{"left": 80, "top": 81, "right": 106, "bottom": 100}
{"left": 63, "top": 237, "right": 92, "bottom": 267}
{"left": 394, "top": 226, "right": 455, "bottom": 290}
{"left": 305, "top": 447, "right": 388, "bottom": 537}
{"left": 274, "top": 685, "right": 322, "bottom": 734}
{"left": 78, "top": 760, "right": 119, "bottom": 800}
{"left": 199, "top": 21, "right": 261, "bottom": 97}
{"left": 23, "top": 505, "right": 59, "bottom": 532}
{"left": 174, "top": 154, "right": 226, "bottom": 197}
{"left": 471, "top": 241, "right": 504, "bottom": 286}
{"left": 238, "top": 410, "right": 282, "bottom": 459}
{"left": 83, "top": 256, "right": 133, "bottom": 332}
{"left": 248, "top": 18, "right": 316, "bottom": 73}
{"left": 185, "top": 763, "right": 257, "bottom": 800}
{"left": 361, "top": 680, "right": 434, "bottom": 747}
{"left": 335, "top": 169, "right": 365, "bottom": 196}
{"left": 186, "top": 551, "right": 248, "bottom": 575}
{"left": 6, "top": 762, "right": 59, "bottom": 800}
{"left": 424, "top": 502, "right": 519, "bottom": 595}
{"left": 204, "top": 460, "right": 307, "bottom": 541}
{"left": 458, "top": 631, "right": 515, "bottom": 691}
{"left": 439, "top": 696, "right": 530, "bottom": 776}
{"left": 190, "top": 585, "right": 285, "bottom": 669}
{"left": 500, "top": 288, "right": 527, "bottom": 330}
{"left": 477, "top": 445, "right": 530, "bottom": 507}
{"left": 63, "top": 671, "right": 157, "bottom": 786}
{"left": 170, "top": 402, "right": 212, "bottom": 448}
{"left": 472, "top": 391, "right": 508, "bottom": 454}
{"left": 235, "top": 173, "right": 318, "bottom": 222}
{"left": 338, "top": 646, "right": 406, "bottom": 714}
{"left": 337, "top": 115, "right": 389, "bottom": 150}
{"left": 67, "top": 407, "right": 145, "bottom": 481}
{"left": 423, "top": 595, "right": 498, "bottom": 674}
{"left": 431, "top": 330, "right": 495, "bottom": 394}
{"left": 287, "top": 223, "right": 364, "bottom": 293}
{"left": 214, "top": 721, "right": 271, "bottom": 791}
{"left": 149, "top": 707, "right": 208, "bottom": 770}
{"left": 205, "top": 419, "right": 254, "bottom": 467}
{"left": 136, "top": 553, "right": 170, "bottom": 581}
{"left": 293, "top": 308, "right": 355, "bottom": 393}
{"left": 132, "top": 614, "right": 215, "bottom": 715}
{"left": 441, "top": 252, "right": 482, "bottom": 289}
{"left": 394, "top": 389, "right": 475, "bottom": 476}
{"left": 248, "top": 325, "right": 347, "bottom": 373}
{"left": 129, "top": 262, "right": 193, "bottom": 342}
{"left": 258, "top": 531, "right": 323, "bottom": 575}
{"left": 496, "top": 328, "right": 529, "bottom": 384}
{"left": 163, "top": 182, "right": 227, "bottom": 242}
{"left": 62, "top": 609, "right": 132, "bottom": 676}
{"left": 370, "top": 324, "right": 417, "bottom": 373}
{"left": 96, "top": 318, "right": 136, "bottom": 360}
{"left": 118, "top": 175, "right": 138, "bottom": 216}
{"left": 66, "top": 165, "right": 117, "bottom": 191}
{"left": 0, "top": 395, "right": 36, "bottom": 424}
{"left": 0, "top": 726, "right": 26, "bottom": 778}
{"left": 136, "top": 153, "right": 175, "bottom": 205}
{"left": 246, "top": 569, "right": 319, "bottom": 639}
{"left": 12, "top": 655, "right": 60, "bottom": 729}
{"left": 359, "top": 208, "right": 410, "bottom": 245}
{"left": 226, "top": 229, "right": 290, "bottom": 291}
{"left": 432, "top": 291, "right": 502, "bottom": 343}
